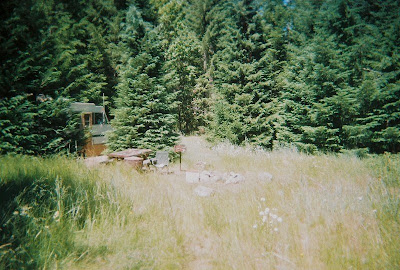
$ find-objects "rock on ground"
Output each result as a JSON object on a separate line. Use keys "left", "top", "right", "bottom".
{"left": 224, "top": 172, "right": 245, "bottom": 184}
{"left": 199, "top": 171, "right": 223, "bottom": 183}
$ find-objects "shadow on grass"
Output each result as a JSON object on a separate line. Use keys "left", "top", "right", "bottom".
{"left": 0, "top": 155, "right": 114, "bottom": 269}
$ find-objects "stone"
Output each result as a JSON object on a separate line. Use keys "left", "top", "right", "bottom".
{"left": 210, "top": 172, "right": 224, "bottom": 182}
{"left": 224, "top": 172, "right": 245, "bottom": 184}
{"left": 199, "top": 171, "right": 210, "bottom": 182}
{"left": 258, "top": 172, "right": 273, "bottom": 182}
{"left": 194, "top": 186, "right": 214, "bottom": 197}
{"left": 186, "top": 171, "right": 200, "bottom": 183}
{"left": 199, "top": 171, "right": 212, "bottom": 182}
{"left": 143, "top": 159, "right": 151, "bottom": 166}
{"left": 199, "top": 171, "right": 224, "bottom": 183}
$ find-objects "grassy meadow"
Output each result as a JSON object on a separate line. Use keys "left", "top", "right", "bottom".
{"left": 1, "top": 136, "right": 399, "bottom": 269}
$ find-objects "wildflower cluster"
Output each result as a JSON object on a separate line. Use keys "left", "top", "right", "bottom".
{"left": 253, "top": 197, "right": 283, "bottom": 232}
{"left": 13, "top": 205, "right": 31, "bottom": 217}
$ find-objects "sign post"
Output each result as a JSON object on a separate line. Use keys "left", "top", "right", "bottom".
{"left": 174, "top": 144, "right": 186, "bottom": 171}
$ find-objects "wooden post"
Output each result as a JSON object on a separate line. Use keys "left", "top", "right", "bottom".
{"left": 179, "top": 152, "right": 182, "bottom": 171}
{"left": 174, "top": 144, "right": 186, "bottom": 171}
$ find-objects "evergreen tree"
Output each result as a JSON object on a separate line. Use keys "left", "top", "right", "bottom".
{"left": 184, "top": 0, "right": 226, "bottom": 131}
{"left": 0, "top": 0, "right": 55, "bottom": 98}
{"left": 49, "top": 1, "right": 121, "bottom": 105}
{"left": 348, "top": 0, "right": 400, "bottom": 153}
{"left": 0, "top": 95, "right": 37, "bottom": 154}
{"left": 324, "top": 0, "right": 400, "bottom": 153}
{"left": 304, "top": 29, "right": 357, "bottom": 152}
{"left": 108, "top": 5, "right": 178, "bottom": 151}
{"left": 0, "top": 0, "right": 121, "bottom": 103}
{"left": 0, "top": 0, "right": 398, "bottom": 154}
{"left": 276, "top": 42, "right": 316, "bottom": 151}
{"left": 186, "top": 0, "right": 222, "bottom": 72}
{"left": 155, "top": 0, "right": 208, "bottom": 134}
{"left": 0, "top": 0, "right": 118, "bottom": 155}
{"left": 278, "top": 0, "right": 358, "bottom": 153}
{"left": 157, "top": 0, "right": 186, "bottom": 44}
{"left": 162, "top": 27, "right": 203, "bottom": 134}
{"left": 0, "top": 95, "right": 83, "bottom": 155}
{"left": 211, "top": 0, "right": 281, "bottom": 148}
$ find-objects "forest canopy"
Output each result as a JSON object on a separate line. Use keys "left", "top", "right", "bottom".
{"left": 0, "top": 0, "right": 399, "bottom": 154}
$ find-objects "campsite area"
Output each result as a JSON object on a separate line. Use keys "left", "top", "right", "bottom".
{"left": 1, "top": 136, "right": 399, "bottom": 269}
{"left": 1, "top": 0, "right": 399, "bottom": 268}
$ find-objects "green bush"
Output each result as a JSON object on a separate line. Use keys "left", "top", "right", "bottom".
{"left": 0, "top": 95, "right": 84, "bottom": 155}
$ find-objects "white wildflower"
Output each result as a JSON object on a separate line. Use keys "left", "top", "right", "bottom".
{"left": 358, "top": 196, "right": 363, "bottom": 201}
{"left": 260, "top": 197, "right": 266, "bottom": 202}
{"left": 264, "top": 208, "right": 270, "bottom": 214}
{"left": 277, "top": 217, "right": 283, "bottom": 223}
{"left": 259, "top": 211, "right": 264, "bottom": 216}
{"left": 262, "top": 216, "right": 268, "bottom": 223}
{"left": 274, "top": 228, "right": 279, "bottom": 232}
{"left": 20, "top": 205, "right": 30, "bottom": 216}
{"left": 253, "top": 224, "right": 258, "bottom": 229}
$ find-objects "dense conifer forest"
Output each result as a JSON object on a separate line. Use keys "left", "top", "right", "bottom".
{"left": 1, "top": 0, "right": 399, "bottom": 154}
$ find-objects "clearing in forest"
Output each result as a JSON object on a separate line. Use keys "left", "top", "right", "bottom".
{"left": 1, "top": 136, "right": 399, "bottom": 269}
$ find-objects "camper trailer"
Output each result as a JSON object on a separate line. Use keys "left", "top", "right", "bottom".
{"left": 70, "top": 102, "right": 112, "bottom": 156}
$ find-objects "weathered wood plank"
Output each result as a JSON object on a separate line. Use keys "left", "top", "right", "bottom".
{"left": 108, "top": 148, "right": 152, "bottom": 159}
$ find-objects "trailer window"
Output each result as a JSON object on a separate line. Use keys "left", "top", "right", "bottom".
{"left": 83, "top": 113, "right": 91, "bottom": 127}
{"left": 94, "top": 113, "right": 104, "bottom": 124}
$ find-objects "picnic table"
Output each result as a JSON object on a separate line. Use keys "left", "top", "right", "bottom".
{"left": 108, "top": 148, "right": 152, "bottom": 168}
{"left": 108, "top": 148, "right": 152, "bottom": 159}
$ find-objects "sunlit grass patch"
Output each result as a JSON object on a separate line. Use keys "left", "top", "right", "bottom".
{"left": 1, "top": 137, "right": 399, "bottom": 269}
{"left": 179, "top": 136, "right": 399, "bottom": 269}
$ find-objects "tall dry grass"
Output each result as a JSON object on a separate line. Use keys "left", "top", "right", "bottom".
{"left": 1, "top": 137, "right": 399, "bottom": 269}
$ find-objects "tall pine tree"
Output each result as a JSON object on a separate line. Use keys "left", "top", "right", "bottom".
{"left": 211, "top": 0, "right": 281, "bottom": 148}
{"left": 108, "top": 4, "right": 178, "bottom": 151}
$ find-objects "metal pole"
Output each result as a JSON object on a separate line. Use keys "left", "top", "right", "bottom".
{"left": 179, "top": 152, "right": 182, "bottom": 171}
{"left": 102, "top": 93, "right": 106, "bottom": 124}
